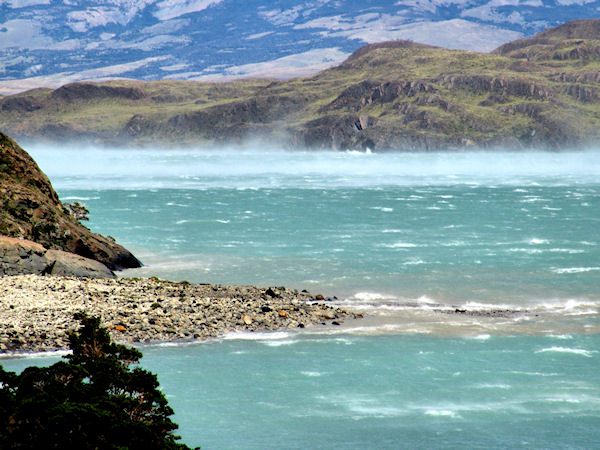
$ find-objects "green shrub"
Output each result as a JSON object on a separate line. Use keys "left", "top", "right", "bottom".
{"left": 0, "top": 313, "right": 198, "bottom": 449}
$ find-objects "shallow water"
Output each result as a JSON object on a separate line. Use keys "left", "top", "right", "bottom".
{"left": 4, "top": 333, "right": 600, "bottom": 449}
{"left": 7, "top": 146, "right": 599, "bottom": 448}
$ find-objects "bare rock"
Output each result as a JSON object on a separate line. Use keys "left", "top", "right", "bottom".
{"left": 0, "top": 131, "right": 140, "bottom": 271}
{"left": 0, "top": 236, "right": 114, "bottom": 278}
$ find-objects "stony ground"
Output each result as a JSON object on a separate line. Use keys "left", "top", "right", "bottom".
{"left": 0, "top": 275, "right": 362, "bottom": 353}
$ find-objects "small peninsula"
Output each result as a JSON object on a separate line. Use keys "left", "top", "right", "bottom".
{"left": 0, "top": 275, "right": 359, "bottom": 353}
{"left": 0, "top": 132, "right": 358, "bottom": 353}
{"left": 0, "top": 131, "right": 140, "bottom": 273}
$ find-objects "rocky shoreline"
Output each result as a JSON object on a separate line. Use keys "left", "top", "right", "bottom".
{"left": 0, "top": 274, "right": 362, "bottom": 354}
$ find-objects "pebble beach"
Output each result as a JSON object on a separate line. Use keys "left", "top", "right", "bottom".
{"left": 0, "top": 275, "right": 362, "bottom": 354}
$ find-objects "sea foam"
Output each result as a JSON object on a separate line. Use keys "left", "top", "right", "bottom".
{"left": 535, "top": 347, "right": 597, "bottom": 357}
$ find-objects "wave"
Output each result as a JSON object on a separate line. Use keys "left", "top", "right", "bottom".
{"left": 0, "top": 349, "right": 70, "bottom": 360}
{"left": 527, "top": 238, "right": 550, "bottom": 245}
{"left": 552, "top": 267, "right": 600, "bottom": 274}
{"left": 424, "top": 409, "right": 461, "bottom": 418}
{"left": 61, "top": 196, "right": 100, "bottom": 201}
{"left": 221, "top": 331, "right": 292, "bottom": 341}
{"left": 301, "top": 371, "right": 324, "bottom": 377}
{"left": 535, "top": 347, "right": 597, "bottom": 357}
{"left": 380, "top": 242, "right": 418, "bottom": 248}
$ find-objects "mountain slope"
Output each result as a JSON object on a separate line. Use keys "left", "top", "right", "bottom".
{"left": 2, "top": 1, "right": 600, "bottom": 94}
{"left": 2, "top": 20, "right": 600, "bottom": 150}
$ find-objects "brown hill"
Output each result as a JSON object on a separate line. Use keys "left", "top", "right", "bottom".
{"left": 0, "top": 131, "right": 140, "bottom": 271}
{"left": 493, "top": 18, "right": 600, "bottom": 60}
{"left": 2, "top": 19, "right": 600, "bottom": 150}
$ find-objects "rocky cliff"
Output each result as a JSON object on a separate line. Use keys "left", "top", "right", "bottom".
{"left": 0, "top": 131, "right": 140, "bottom": 273}
{"left": 0, "top": 236, "right": 115, "bottom": 278}
{"left": 2, "top": 20, "right": 600, "bottom": 150}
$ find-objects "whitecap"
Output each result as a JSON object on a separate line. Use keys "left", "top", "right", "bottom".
{"left": 528, "top": 238, "right": 549, "bottom": 245}
{"left": 416, "top": 295, "right": 439, "bottom": 305}
{"left": 507, "top": 247, "right": 543, "bottom": 254}
{"left": 535, "top": 347, "right": 596, "bottom": 357}
{"left": 222, "top": 331, "right": 290, "bottom": 341}
{"left": 381, "top": 242, "right": 417, "bottom": 248}
{"left": 471, "top": 334, "right": 491, "bottom": 341}
{"left": 0, "top": 349, "right": 70, "bottom": 359}
{"left": 370, "top": 206, "right": 393, "bottom": 212}
{"left": 348, "top": 405, "right": 406, "bottom": 417}
{"left": 352, "top": 292, "right": 387, "bottom": 301}
{"left": 552, "top": 267, "right": 600, "bottom": 274}
{"left": 462, "top": 301, "right": 519, "bottom": 311}
{"left": 550, "top": 335, "right": 573, "bottom": 340}
{"left": 510, "top": 371, "right": 559, "bottom": 377}
{"left": 61, "top": 196, "right": 98, "bottom": 201}
{"left": 441, "top": 240, "right": 467, "bottom": 247}
{"left": 537, "top": 298, "right": 599, "bottom": 311}
{"left": 403, "top": 258, "right": 425, "bottom": 265}
{"left": 474, "top": 383, "right": 511, "bottom": 390}
{"left": 565, "top": 309, "right": 598, "bottom": 316}
{"left": 301, "top": 371, "right": 323, "bottom": 377}
{"left": 151, "top": 341, "right": 196, "bottom": 348}
{"left": 262, "top": 339, "right": 300, "bottom": 347}
{"left": 424, "top": 409, "right": 460, "bottom": 418}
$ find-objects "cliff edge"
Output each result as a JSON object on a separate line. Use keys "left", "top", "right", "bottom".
{"left": 0, "top": 131, "right": 140, "bottom": 273}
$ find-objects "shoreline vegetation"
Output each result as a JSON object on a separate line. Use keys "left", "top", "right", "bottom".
{"left": 0, "top": 274, "right": 362, "bottom": 355}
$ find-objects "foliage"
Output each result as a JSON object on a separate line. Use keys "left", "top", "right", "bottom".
{"left": 0, "top": 313, "right": 197, "bottom": 449}
{"left": 65, "top": 201, "right": 90, "bottom": 222}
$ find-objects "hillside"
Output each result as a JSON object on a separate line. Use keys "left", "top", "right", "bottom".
{"left": 0, "top": 131, "right": 140, "bottom": 272}
{"left": 5, "top": 0, "right": 599, "bottom": 94}
{"left": 3, "top": 19, "right": 600, "bottom": 150}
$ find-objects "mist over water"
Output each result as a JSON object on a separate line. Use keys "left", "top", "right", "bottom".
{"left": 28, "top": 145, "right": 600, "bottom": 189}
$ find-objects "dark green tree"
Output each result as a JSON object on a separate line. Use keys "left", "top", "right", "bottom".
{"left": 0, "top": 313, "right": 198, "bottom": 449}
{"left": 64, "top": 201, "right": 90, "bottom": 222}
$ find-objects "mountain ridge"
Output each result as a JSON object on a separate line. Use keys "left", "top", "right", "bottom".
{"left": 3, "top": 19, "right": 600, "bottom": 151}
{"left": 2, "top": 0, "right": 600, "bottom": 95}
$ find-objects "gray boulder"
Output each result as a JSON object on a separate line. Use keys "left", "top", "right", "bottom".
{"left": 0, "top": 236, "right": 114, "bottom": 278}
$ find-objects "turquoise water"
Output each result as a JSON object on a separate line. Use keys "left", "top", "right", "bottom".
{"left": 3, "top": 147, "right": 600, "bottom": 448}
{"left": 4, "top": 334, "right": 600, "bottom": 449}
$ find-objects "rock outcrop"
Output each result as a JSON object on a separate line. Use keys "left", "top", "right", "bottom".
{"left": 0, "top": 131, "right": 141, "bottom": 273}
{"left": 0, "top": 236, "right": 114, "bottom": 278}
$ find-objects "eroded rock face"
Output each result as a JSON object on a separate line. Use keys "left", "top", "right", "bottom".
{"left": 0, "top": 236, "right": 114, "bottom": 278}
{"left": 0, "top": 131, "right": 141, "bottom": 271}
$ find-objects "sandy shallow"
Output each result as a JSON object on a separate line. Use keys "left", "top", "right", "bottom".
{"left": 0, "top": 274, "right": 362, "bottom": 354}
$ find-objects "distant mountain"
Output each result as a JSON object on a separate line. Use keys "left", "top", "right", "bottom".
{"left": 1, "top": 0, "right": 600, "bottom": 94}
{"left": 3, "top": 19, "right": 600, "bottom": 151}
